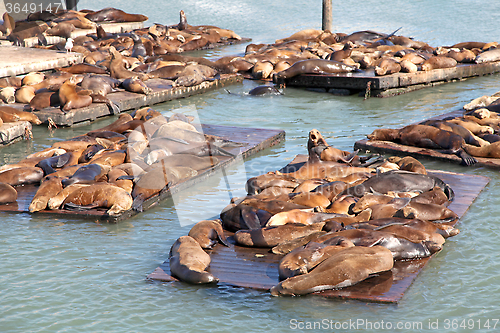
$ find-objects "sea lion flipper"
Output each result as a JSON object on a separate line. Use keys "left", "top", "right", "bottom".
{"left": 240, "top": 206, "right": 262, "bottom": 229}
{"left": 457, "top": 149, "right": 477, "bottom": 166}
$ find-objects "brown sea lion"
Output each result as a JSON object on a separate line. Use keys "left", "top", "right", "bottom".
{"left": 475, "top": 48, "right": 500, "bottom": 64}
{"left": 387, "top": 156, "right": 427, "bottom": 174}
{"left": 45, "top": 22, "right": 75, "bottom": 39}
{"left": 15, "top": 86, "right": 36, "bottom": 104}
{"left": 29, "top": 177, "right": 63, "bottom": 212}
{"left": 109, "top": 47, "right": 149, "bottom": 81}
{"left": 271, "top": 231, "right": 328, "bottom": 255}
{"left": 169, "top": 236, "right": 218, "bottom": 284}
{"left": 367, "top": 124, "right": 477, "bottom": 165}
{"left": 270, "top": 246, "right": 394, "bottom": 296}
{"left": 448, "top": 118, "right": 494, "bottom": 135}
{"left": 62, "top": 183, "right": 133, "bottom": 216}
{"left": 421, "top": 119, "right": 488, "bottom": 147}
{"left": 273, "top": 59, "right": 358, "bottom": 82}
{"left": 245, "top": 172, "right": 300, "bottom": 195}
{"left": 278, "top": 239, "right": 355, "bottom": 280}
{"left": 85, "top": 8, "right": 148, "bottom": 23}
{"left": 58, "top": 77, "right": 93, "bottom": 112}
{"left": 289, "top": 192, "right": 331, "bottom": 208}
{"left": 121, "top": 77, "right": 152, "bottom": 95}
{"left": 464, "top": 142, "right": 500, "bottom": 158}
{"left": 0, "top": 106, "right": 42, "bottom": 124}
{"left": 0, "top": 182, "right": 17, "bottom": 204}
{"left": 421, "top": 56, "right": 457, "bottom": 71}
{"left": 252, "top": 61, "right": 274, "bottom": 80}
{"left": 188, "top": 219, "right": 229, "bottom": 249}
{"left": 29, "top": 91, "right": 60, "bottom": 111}
{"left": 374, "top": 58, "right": 401, "bottom": 76}
{"left": 266, "top": 210, "right": 346, "bottom": 227}
{"left": 234, "top": 223, "right": 325, "bottom": 248}
{"left": 47, "top": 184, "right": 89, "bottom": 210}
{"left": 57, "top": 64, "right": 108, "bottom": 75}
{"left": 0, "top": 167, "right": 44, "bottom": 186}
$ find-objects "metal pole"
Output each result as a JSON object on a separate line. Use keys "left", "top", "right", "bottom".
{"left": 65, "top": 0, "right": 78, "bottom": 11}
{"left": 322, "top": 0, "right": 332, "bottom": 31}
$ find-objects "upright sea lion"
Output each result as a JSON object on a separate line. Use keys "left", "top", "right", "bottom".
{"left": 62, "top": 183, "right": 133, "bottom": 216}
{"left": 58, "top": 77, "right": 93, "bottom": 112}
{"left": 270, "top": 246, "right": 394, "bottom": 296}
{"left": 188, "top": 219, "right": 229, "bottom": 249}
{"left": 273, "top": 59, "right": 358, "bottom": 82}
{"left": 367, "top": 124, "right": 477, "bottom": 165}
{"left": 0, "top": 182, "right": 17, "bottom": 204}
{"left": 169, "top": 236, "right": 217, "bottom": 284}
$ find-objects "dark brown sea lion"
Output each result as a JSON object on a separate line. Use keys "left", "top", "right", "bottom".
{"left": 61, "top": 164, "right": 103, "bottom": 187}
{"left": 367, "top": 124, "right": 477, "bottom": 165}
{"left": 29, "top": 177, "right": 63, "bottom": 212}
{"left": 0, "top": 106, "right": 42, "bottom": 124}
{"left": 278, "top": 239, "right": 355, "bottom": 280}
{"left": 36, "top": 152, "right": 74, "bottom": 175}
{"left": 247, "top": 85, "right": 283, "bottom": 96}
{"left": 169, "top": 236, "right": 218, "bottom": 284}
{"left": 57, "top": 64, "right": 108, "bottom": 75}
{"left": 234, "top": 223, "right": 325, "bottom": 248}
{"left": 45, "top": 22, "right": 75, "bottom": 39}
{"left": 62, "top": 183, "right": 133, "bottom": 216}
{"left": 29, "top": 91, "right": 60, "bottom": 111}
{"left": 327, "top": 41, "right": 355, "bottom": 62}
{"left": 58, "top": 77, "right": 93, "bottom": 112}
{"left": 420, "top": 119, "right": 487, "bottom": 147}
{"left": 109, "top": 47, "right": 149, "bottom": 81}
{"left": 270, "top": 246, "right": 394, "bottom": 296}
{"left": 246, "top": 172, "right": 300, "bottom": 195}
{"left": 0, "top": 182, "right": 17, "bottom": 204}
{"left": 85, "top": 8, "right": 148, "bottom": 23}
{"left": 0, "top": 167, "right": 44, "bottom": 186}
{"left": 273, "top": 59, "right": 358, "bottom": 82}
{"left": 188, "top": 219, "right": 229, "bottom": 249}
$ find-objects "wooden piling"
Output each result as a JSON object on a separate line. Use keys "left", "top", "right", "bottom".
{"left": 322, "top": 0, "right": 332, "bottom": 31}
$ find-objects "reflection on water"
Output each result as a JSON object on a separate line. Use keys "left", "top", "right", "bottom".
{"left": 2, "top": 0, "right": 500, "bottom": 332}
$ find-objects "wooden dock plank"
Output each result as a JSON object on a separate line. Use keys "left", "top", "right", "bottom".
{"left": 0, "top": 46, "right": 83, "bottom": 78}
{"left": 148, "top": 156, "right": 489, "bottom": 303}
{"left": 28, "top": 74, "right": 243, "bottom": 126}
{"left": 0, "top": 124, "right": 285, "bottom": 222}
{"left": 278, "top": 62, "right": 500, "bottom": 97}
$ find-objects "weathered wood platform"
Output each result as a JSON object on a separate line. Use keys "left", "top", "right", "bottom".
{"left": 0, "top": 46, "right": 83, "bottom": 78}
{"left": 276, "top": 62, "right": 500, "bottom": 97}
{"left": 0, "top": 124, "right": 285, "bottom": 222}
{"left": 147, "top": 155, "right": 489, "bottom": 303}
{"left": 0, "top": 121, "right": 31, "bottom": 146}
{"left": 354, "top": 108, "right": 500, "bottom": 169}
{"left": 19, "top": 74, "right": 243, "bottom": 126}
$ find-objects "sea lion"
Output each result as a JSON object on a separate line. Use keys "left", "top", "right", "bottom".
{"left": 367, "top": 124, "right": 477, "bottom": 166}
{"left": 0, "top": 87, "right": 16, "bottom": 104}
{"left": 271, "top": 231, "right": 328, "bottom": 255}
{"left": 266, "top": 209, "right": 346, "bottom": 226}
{"left": 57, "top": 64, "right": 108, "bottom": 75}
{"left": 252, "top": 61, "right": 274, "bottom": 80}
{"left": 234, "top": 223, "right": 325, "bottom": 248}
{"left": 121, "top": 77, "right": 152, "bottom": 95}
{"left": 421, "top": 56, "right": 457, "bottom": 71}
{"left": 273, "top": 59, "right": 358, "bottom": 82}
{"left": 0, "top": 182, "right": 17, "bottom": 204}
{"left": 289, "top": 191, "right": 331, "bottom": 208}
{"left": 36, "top": 152, "right": 74, "bottom": 175}
{"left": 85, "top": 8, "right": 148, "bottom": 22}
{"left": 45, "top": 22, "right": 75, "bottom": 39}
{"left": 47, "top": 184, "right": 89, "bottom": 210}
{"left": 270, "top": 246, "right": 394, "bottom": 296}
{"left": 29, "top": 91, "right": 60, "bottom": 111}
{"left": 340, "top": 170, "right": 455, "bottom": 201}
{"left": 246, "top": 172, "right": 300, "bottom": 195}
{"left": 421, "top": 119, "right": 488, "bottom": 147}
{"left": 278, "top": 239, "right": 355, "bottom": 280}
{"left": 0, "top": 106, "right": 42, "bottom": 124}
{"left": 327, "top": 41, "right": 355, "bottom": 62}
{"left": 15, "top": 86, "right": 36, "bottom": 104}
{"left": 109, "top": 47, "right": 149, "bottom": 81}
{"left": 475, "top": 48, "right": 500, "bottom": 64}
{"left": 62, "top": 183, "right": 133, "bottom": 216}
{"left": 464, "top": 142, "right": 500, "bottom": 158}
{"left": 169, "top": 236, "right": 218, "bottom": 284}
{"left": 58, "top": 77, "right": 93, "bottom": 112}
{"left": 374, "top": 58, "right": 401, "bottom": 76}
{"left": 248, "top": 85, "right": 283, "bottom": 96}
{"left": 387, "top": 156, "right": 427, "bottom": 174}
{"left": 0, "top": 167, "right": 44, "bottom": 186}
{"left": 61, "top": 164, "right": 104, "bottom": 187}
{"left": 188, "top": 219, "right": 229, "bottom": 249}
{"left": 29, "top": 177, "right": 63, "bottom": 212}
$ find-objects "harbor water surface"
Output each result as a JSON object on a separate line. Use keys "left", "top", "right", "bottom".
{"left": 2, "top": 1, "right": 500, "bottom": 332}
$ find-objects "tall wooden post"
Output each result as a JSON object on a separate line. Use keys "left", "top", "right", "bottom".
{"left": 65, "top": 0, "right": 77, "bottom": 11}
{"left": 322, "top": 0, "right": 332, "bottom": 31}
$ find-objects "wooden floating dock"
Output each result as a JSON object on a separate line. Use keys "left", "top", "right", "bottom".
{"left": 277, "top": 62, "right": 500, "bottom": 97}
{"left": 0, "top": 121, "right": 31, "bottom": 146}
{"left": 147, "top": 155, "right": 489, "bottom": 303}
{"left": 14, "top": 74, "right": 243, "bottom": 126}
{"left": 354, "top": 108, "right": 500, "bottom": 169}
{"left": 0, "top": 46, "right": 83, "bottom": 78}
{"left": 0, "top": 124, "right": 285, "bottom": 222}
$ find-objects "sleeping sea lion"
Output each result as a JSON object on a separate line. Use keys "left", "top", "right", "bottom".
{"left": 273, "top": 59, "right": 358, "bottom": 82}
{"left": 0, "top": 167, "right": 44, "bottom": 186}
{"left": 234, "top": 223, "right": 325, "bottom": 248}
{"left": 169, "top": 236, "right": 218, "bottom": 284}
{"left": 188, "top": 219, "right": 229, "bottom": 249}
{"left": 0, "top": 182, "right": 17, "bottom": 204}
{"left": 29, "top": 177, "right": 63, "bottom": 212}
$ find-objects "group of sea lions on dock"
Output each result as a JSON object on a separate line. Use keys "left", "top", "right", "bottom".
{"left": 367, "top": 92, "right": 500, "bottom": 165}
{"left": 0, "top": 107, "right": 241, "bottom": 215}
{"left": 0, "top": 9, "right": 243, "bottom": 115}
{"left": 168, "top": 129, "right": 460, "bottom": 296}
